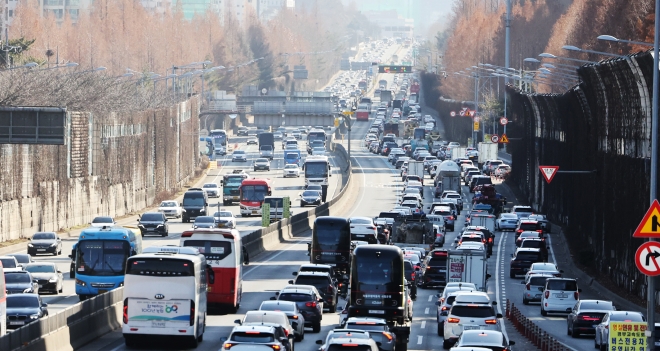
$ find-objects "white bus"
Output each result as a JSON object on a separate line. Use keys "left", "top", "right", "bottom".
{"left": 303, "top": 155, "right": 332, "bottom": 187}
{"left": 180, "top": 228, "right": 246, "bottom": 313}
{"left": 122, "top": 246, "right": 213, "bottom": 348}
{"left": 0, "top": 261, "right": 6, "bottom": 335}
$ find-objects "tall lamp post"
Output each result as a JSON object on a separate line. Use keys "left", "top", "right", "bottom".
{"left": 650, "top": 1, "right": 660, "bottom": 348}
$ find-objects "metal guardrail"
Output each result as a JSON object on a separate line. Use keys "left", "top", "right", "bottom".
{"left": 505, "top": 299, "right": 577, "bottom": 351}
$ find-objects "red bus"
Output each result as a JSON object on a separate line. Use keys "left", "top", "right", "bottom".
{"left": 180, "top": 228, "right": 246, "bottom": 312}
{"left": 239, "top": 178, "right": 272, "bottom": 217}
{"left": 356, "top": 110, "right": 370, "bottom": 121}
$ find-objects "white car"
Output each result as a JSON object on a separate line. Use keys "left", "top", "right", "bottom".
{"left": 424, "top": 115, "right": 434, "bottom": 123}
{"left": 232, "top": 150, "right": 247, "bottom": 162}
{"left": 312, "top": 147, "right": 326, "bottom": 156}
{"left": 212, "top": 209, "right": 236, "bottom": 229}
{"left": 283, "top": 164, "right": 300, "bottom": 178}
{"left": 202, "top": 183, "right": 220, "bottom": 198}
{"left": 540, "top": 278, "right": 581, "bottom": 316}
{"left": 443, "top": 301, "right": 502, "bottom": 349}
{"left": 524, "top": 262, "right": 563, "bottom": 281}
{"left": 424, "top": 123, "right": 434, "bottom": 132}
{"left": 90, "top": 216, "right": 116, "bottom": 227}
{"left": 349, "top": 217, "right": 378, "bottom": 244}
{"left": 157, "top": 200, "right": 183, "bottom": 218}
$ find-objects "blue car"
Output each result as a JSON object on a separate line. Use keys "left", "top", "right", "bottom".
{"left": 496, "top": 213, "right": 519, "bottom": 231}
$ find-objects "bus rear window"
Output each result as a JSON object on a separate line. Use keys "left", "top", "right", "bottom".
{"left": 182, "top": 240, "right": 232, "bottom": 261}
{"left": 126, "top": 258, "right": 195, "bottom": 276}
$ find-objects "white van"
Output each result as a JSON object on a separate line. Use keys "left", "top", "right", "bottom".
{"left": 122, "top": 246, "right": 213, "bottom": 348}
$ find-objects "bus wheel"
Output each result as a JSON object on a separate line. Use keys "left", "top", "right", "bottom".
{"left": 79, "top": 295, "right": 87, "bottom": 301}
{"left": 124, "top": 335, "right": 137, "bottom": 348}
{"left": 188, "top": 336, "right": 199, "bottom": 348}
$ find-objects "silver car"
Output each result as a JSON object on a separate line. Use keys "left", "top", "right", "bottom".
{"left": 23, "top": 262, "right": 64, "bottom": 294}
{"left": 344, "top": 317, "right": 396, "bottom": 351}
{"left": 316, "top": 329, "right": 371, "bottom": 351}
{"left": 258, "top": 300, "right": 305, "bottom": 341}
{"left": 520, "top": 274, "right": 553, "bottom": 305}
{"left": 496, "top": 213, "right": 519, "bottom": 231}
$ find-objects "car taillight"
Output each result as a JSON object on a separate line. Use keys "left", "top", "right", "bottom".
{"left": 517, "top": 229, "right": 523, "bottom": 233}
{"left": 526, "top": 284, "right": 531, "bottom": 291}
{"left": 488, "top": 238, "right": 493, "bottom": 243}
{"left": 485, "top": 319, "right": 498, "bottom": 325}
{"left": 411, "top": 272, "right": 416, "bottom": 281}
{"left": 382, "top": 332, "right": 393, "bottom": 341}
{"left": 283, "top": 328, "right": 289, "bottom": 337}
{"left": 574, "top": 291, "right": 579, "bottom": 300}
{"left": 328, "top": 285, "right": 333, "bottom": 293}
{"left": 224, "top": 343, "right": 234, "bottom": 349}
{"left": 123, "top": 299, "right": 128, "bottom": 324}
{"left": 271, "top": 346, "right": 281, "bottom": 350}
{"left": 190, "top": 300, "right": 195, "bottom": 326}
{"left": 537, "top": 230, "right": 543, "bottom": 233}
{"left": 441, "top": 306, "right": 448, "bottom": 311}
{"left": 447, "top": 317, "right": 460, "bottom": 323}
{"left": 545, "top": 291, "right": 549, "bottom": 298}
{"left": 306, "top": 301, "right": 317, "bottom": 308}
{"left": 292, "top": 315, "right": 298, "bottom": 319}
{"left": 579, "top": 315, "right": 600, "bottom": 321}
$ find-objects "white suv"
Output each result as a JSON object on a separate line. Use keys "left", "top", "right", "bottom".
{"left": 442, "top": 302, "right": 502, "bottom": 349}
{"left": 540, "top": 278, "right": 581, "bottom": 316}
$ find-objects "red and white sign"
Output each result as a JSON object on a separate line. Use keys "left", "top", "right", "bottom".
{"left": 633, "top": 199, "right": 660, "bottom": 238}
{"left": 500, "top": 117, "right": 508, "bottom": 125}
{"left": 459, "top": 110, "right": 465, "bottom": 117}
{"left": 490, "top": 134, "right": 499, "bottom": 143}
{"left": 469, "top": 110, "right": 476, "bottom": 117}
{"left": 450, "top": 111, "right": 456, "bottom": 117}
{"left": 539, "top": 166, "right": 559, "bottom": 184}
{"left": 635, "top": 241, "right": 660, "bottom": 276}
{"left": 473, "top": 116, "right": 480, "bottom": 123}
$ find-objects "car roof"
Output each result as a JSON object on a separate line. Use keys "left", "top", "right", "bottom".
{"left": 300, "top": 264, "right": 332, "bottom": 269}
{"left": 345, "top": 317, "right": 388, "bottom": 325}
{"left": 232, "top": 325, "right": 276, "bottom": 333}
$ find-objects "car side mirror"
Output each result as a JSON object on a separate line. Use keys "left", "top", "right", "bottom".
{"left": 496, "top": 313, "right": 503, "bottom": 318}
{"left": 288, "top": 280, "right": 294, "bottom": 284}
{"left": 509, "top": 341, "right": 516, "bottom": 346}
{"left": 42, "top": 303, "right": 48, "bottom": 307}
{"left": 234, "top": 319, "right": 242, "bottom": 325}
{"left": 486, "top": 273, "right": 491, "bottom": 280}
{"left": 179, "top": 203, "right": 183, "bottom": 207}
{"left": 436, "top": 293, "right": 441, "bottom": 297}
{"left": 292, "top": 272, "right": 298, "bottom": 276}
{"left": 520, "top": 281, "right": 525, "bottom": 284}
{"left": 206, "top": 264, "right": 215, "bottom": 284}
{"left": 33, "top": 279, "right": 38, "bottom": 283}
{"left": 376, "top": 342, "right": 382, "bottom": 347}
{"left": 492, "top": 301, "right": 497, "bottom": 305}
{"left": 57, "top": 270, "right": 62, "bottom": 273}
{"left": 205, "top": 203, "right": 209, "bottom": 207}
{"left": 318, "top": 298, "right": 324, "bottom": 302}
{"left": 270, "top": 296, "right": 277, "bottom": 300}
{"left": 220, "top": 337, "right": 228, "bottom": 343}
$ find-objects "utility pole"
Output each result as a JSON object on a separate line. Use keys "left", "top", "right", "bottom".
{"left": 503, "top": 0, "right": 512, "bottom": 152}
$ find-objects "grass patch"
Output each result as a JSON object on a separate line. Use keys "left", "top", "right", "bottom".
{"left": 0, "top": 238, "right": 28, "bottom": 248}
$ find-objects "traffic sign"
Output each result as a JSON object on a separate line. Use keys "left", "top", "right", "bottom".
{"left": 450, "top": 111, "right": 456, "bottom": 117}
{"left": 608, "top": 322, "right": 646, "bottom": 350}
{"left": 459, "top": 110, "right": 465, "bottom": 117}
{"left": 491, "top": 134, "right": 499, "bottom": 143}
{"left": 473, "top": 122, "right": 479, "bottom": 131}
{"left": 635, "top": 241, "right": 660, "bottom": 276}
{"left": 499, "top": 134, "right": 509, "bottom": 143}
{"left": 539, "top": 166, "right": 559, "bottom": 184}
{"left": 342, "top": 111, "right": 354, "bottom": 115}
{"left": 469, "top": 110, "right": 476, "bottom": 117}
{"left": 500, "top": 117, "right": 508, "bottom": 125}
{"left": 473, "top": 116, "right": 480, "bottom": 123}
{"left": 633, "top": 199, "right": 660, "bottom": 238}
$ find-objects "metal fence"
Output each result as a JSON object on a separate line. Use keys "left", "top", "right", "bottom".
{"left": 506, "top": 50, "right": 655, "bottom": 300}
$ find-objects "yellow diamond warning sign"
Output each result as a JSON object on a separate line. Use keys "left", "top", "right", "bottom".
{"left": 633, "top": 199, "right": 660, "bottom": 238}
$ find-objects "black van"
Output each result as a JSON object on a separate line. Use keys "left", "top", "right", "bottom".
{"left": 181, "top": 188, "right": 208, "bottom": 223}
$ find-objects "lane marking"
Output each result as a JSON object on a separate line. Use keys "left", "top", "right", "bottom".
{"left": 424, "top": 307, "right": 429, "bottom": 314}
{"left": 495, "top": 231, "right": 508, "bottom": 338}
{"left": 428, "top": 295, "right": 432, "bottom": 302}
{"left": 547, "top": 231, "right": 557, "bottom": 264}
{"left": 421, "top": 320, "right": 426, "bottom": 329}
{"left": 417, "top": 335, "right": 423, "bottom": 344}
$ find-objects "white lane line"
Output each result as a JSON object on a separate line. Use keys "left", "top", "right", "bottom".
{"left": 428, "top": 295, "right": 432, "bottom": 302}
{"left": 495, "top": 231, "right": 508, "bottom": 337}
{"left": 424, "top": 307, "right": 429, "bottom": 314}
{"left": 547, "top": 231, "right": 557, "bottom": 264}
{"left": 421, "top": 320, "right": 426, "bottom": 329}
{"left": 417, "top": 335, "right": 423, "bottom": 345}
{"left": 243, "top": 239, "right": 307, "bottom": 277}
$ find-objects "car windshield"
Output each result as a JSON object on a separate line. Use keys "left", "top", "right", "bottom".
{"left": 230, "top": 332, "right": 275, "bottom": 343}
{"left": 0, "top": 258, "right": 17, "bottom": 268}
{"left": 25, "top": 265, "right": 56, "bottom": 273}
{"left": 529, "top": 276, "right": 550, "bottom": 286}
{"left": 195, "top": 217, "right": 215, "bottom": 224}
{"left": 92, "top": 217, "right": 113, "bottom": 224}
{"left": 284, "top": 165, "right": 298, "bottom": 169}
{"left": 256, "top": 159, "right": 269, "bottom": 163}
{"left": 203, "top": 184, "right": 217, "bottom": 188}
{"left": 279, "top": 293, "right": 314, "bottom": 302}
{"left": 225, "top": 177, "right": 244, "bottom": 186}
{"left": 351, "top": 218, "right": 372, "bottom": 225}
{"left": 7, "top": 295, "right": 40, "bottom": 308}
{"left": 531, "top": 263, "right": 557, "bottom": 271}
{"left": 214, "top": 211, "right": 233, "bottom": 218}
{"left": 516, "top": 252, "right": 540, "bottom": 261}
{"left": 346, "top": 323, "right": 387, "bottom": 332}
{"left": 520, "top": 233, "right": 539, "bottom": 239}
{"left": 610, "top": 313, "right": 644, "bottom": 322}
{"left": 159, "top": 201, "right": 176, "bottom": 207}
{"left": 450, "top": 305, "right": 496, "bottom": 317}
{"left": 546, "top": 280, "right": 578, "bottom": 291}
{"left": 32, "top": 233, "right": 56, "bottom": 240}
{"left": 140, "top": 213, "right": 162, "bottom": 221}
{"left": 295, "top": 276, "right": 328, "bottom": 287}
{"left": 520, "top": 223, "right": 539, "bottom": 230}
{"left": 243, "top": 313, "right": 287, "bottom": 324}
{"left": 521, "top": 240, "right": 542, "bottom": 248}
{"left": 327, "top": 345, "right": 372, "bottom": 351}
{"left": 4, "top": 273, "right": 31, "bottom": 283}
{"left": 260, "top": 302, "right": 294, "bottom": 312}
{"left": 302, "top": 191, "right": 320, "bottom": 197}
{"left": 515, "top": 207, "right": 533, "bottom": 213}
{"left": 234, "top": 151, "right": 245, "bottom": 155}
{"left": 501, "top": 214, "right": 517, "bottom": 219}
{"left": 580, "top": 301, "right": 614, "bottom": 310}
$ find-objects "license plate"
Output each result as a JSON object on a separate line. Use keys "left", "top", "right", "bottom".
{"left": 39, "top": 285, "right": 43, "bottom": 288}
{"left": 252, "top": 211, "right": 258, "bottom": 214}
{"left": 37, "top": 249, "right": 46, "bottom": 251}
{"left": 554, "top": 294, "right": 568, "bottom": 298}
{"left": 208, "top": 287, "right": 212, "bottom": 292}
{"left": 369, "top": 310, "right": 385, "bottom": 314}
{"left": 233, "top": 196, "right": 239, "bottom": 200}
{"left": 463, "top": 326, "right": 480, "bottom": 330}
{"left": 152, "top": 321, "right": 166, "bottom": 328}
{"left": 98, "top": 289, "right": 108, "bottom": 294}
{"left": 10, "top": 321, "right": 24, "bottom": 325}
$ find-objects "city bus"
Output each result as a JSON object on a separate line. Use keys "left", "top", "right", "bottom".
{"left": 180, "top": 228, "right": 246, "bottom": 312}
{"left": 303, "top": 155, "right": 332, "bottom": 188}
{"left": 70, "top": 226, "right": 143, "bottom": 301}
{"left": 209, "top": 129, "right": 228, "bottom": 148}
{"left": 238, "top": 178, "right": 273, "bottom": 217}
{"left": 307, "top": 129, "right": 327, "bottom": 145}
{"left": 0, "top": 261, "right": 6, "bottom": 335}
{"left": 122, "top": 246, "right": 211, "bottom": 348}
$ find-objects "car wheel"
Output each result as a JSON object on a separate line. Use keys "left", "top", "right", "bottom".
{"left": 313, "top": 322, "right": 321, "bottom": 333}
{"left": 541, "top": 307, "right": 548, "bottom": 316}
{"left": 58, "top": 285, "right": 63, "bottom": 293}
{"left": 329, "top": 302, "right": 336, "bottom": 313}
{"left": 442, "top": 340, "right": 451, "bottom": 349}
{"left": 567, "top": 323, "right": 572, "bottom": 335}
{"left": 437, "top": 321, "right": 444, "bottom": 336}
{"left": 509, "top": 271, "right": 516, "bottom": 278}
{"left": 523, "top": 297, "right": 528, "bottom": 305}
{"left": 162, "top": 231, "right": 168, "bottom": 237}
{"left": 572, "top": 326, "right": 580, "bottom": 338}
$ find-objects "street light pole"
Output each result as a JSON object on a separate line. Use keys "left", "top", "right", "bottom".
{"left": 503, "top": 0, "right": 512, "bottom": 152}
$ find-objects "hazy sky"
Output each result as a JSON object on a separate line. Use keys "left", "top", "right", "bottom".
{"left": 340, "top": 0, "right": 453, "bottom": 35}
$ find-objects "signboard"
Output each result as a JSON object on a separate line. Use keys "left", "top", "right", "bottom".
{"left": 490, "top": 135, "right": 499, "bottom": 143}
{"left": 633, "top": 199, "right": 660, "bottom": 238}
{"left": 448, "top": 256, "right": 466, "bottom": 283}
{"left": 635, "top": 241, "right": 660, "bottom": 276}
{"left": 261, "top": 203, "right": 270, "bottom": 227}
{"left": 473, "top": 122, "right": 479, "bottom": 131}
{"left": 450, "top": 111, "right": 456, "bottom": 117}
{"left": 0, "top": 107, "right": 67, "bottom": 145}
{"left": 473, "top": 116, "right": 480, "bottom": 123}
{"left": 500, "top": 117, "right": 508, "bottom": 125}
{"left": 499, "top": 134, "right": 509, "bottom": 143}
{"left": 378, "top": 65, "right": 413, "bottom": 73}
{"left": 283, "top": 196, "right": 291, "bottom": 219}
{"left": 127, "top": 299, "right": 191, "bottom": 324}
{"left": 608, "top": 322, "right": 646, "bottom": 351}
{"left": 539, "top": 166, "right": 559, "bottom": 184}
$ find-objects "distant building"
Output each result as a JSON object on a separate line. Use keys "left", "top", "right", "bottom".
{"left": 2, "top": 0, "right": 93, "bottom": 33}
{"left": 363, "top": 10, "right": 413, "bottom": 39}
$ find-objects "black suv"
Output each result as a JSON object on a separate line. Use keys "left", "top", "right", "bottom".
{"left": 181, "top": 188, "right": 208, "bottom": 223}
{"left": 519, "top": 238, "right": 549, "bottom": 261}
{"left": 275, "top": 286, "right": 324, "bottom": 332}
{"left": 403, "top": 260, "right": 418, "bottom": 298}
{"left": 289, "top": 272, "right": 338, "bottom": 312}
{"left": 420, "top": 249, "right": 448, "bottom": 288}
{"left": 137, "top": 212, "right": 168, "bottom": 237}
{"left": 509, "top": 248, "right": 544, "bottom": 278}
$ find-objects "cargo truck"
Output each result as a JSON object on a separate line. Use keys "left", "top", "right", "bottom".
{"left": 478, "top": 142, "right": 498, "bottom": 165}
{"left": 221, "top": 171, "right": 250, "bottom": 205}
{"left": 434, "top": 160, "right": 462, "bottom": 195}
{"left": 446, "top": 247, "right": 491, "bottom": 292}
{"left": 407, "top": 161, "right": 426, "bottom": 184}
{"left": 258, "top": 132, "right": 275, "bottom": 160}
{"left": 380, "top": 90, "right": 393, "bottom": 107}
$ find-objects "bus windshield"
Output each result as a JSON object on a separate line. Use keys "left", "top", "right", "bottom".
{"left": 315, "top": 227, "right": 350, "bottom": 246}
{"left": 307, "top": 132, "right": 326, "bottom": 143}
{"left": 183, "top": 193, "right": 205, "bottom": 207}
{"left": 355, "top": 255, "right": 402, "bottom": 286}
{"left": 241, "top": 185, "right": 269, "bottom": 202}
{"left": 182, "top": 240, "right": 232, "bottom": 264}
{"left": 126, "top": 257, "right": 195, "bottom": 276}
{"left": 305, "top": 163, "right": 328, "bottom": 177}
{"left": 76, "top": 240, "right": 130, "bottom": 276}
{"left": 209, "top": 131, "right": 227, "bottom": 146}
{"left": 224, "top": 177, "right": 244, "bottom": 187}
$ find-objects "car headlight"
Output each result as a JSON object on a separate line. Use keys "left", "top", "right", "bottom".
{"left": 24, "top": 288, "right": 33, "bottom": 293}
{"left": 75, "top": 279, "right": 86, "bottom": 287}
{"left": 28, "top": 243, "right": 33, "bottom": 247}
{"left": 138, "top": 224, "right": 144, "bottom": 228}
{"left": 157, "top": 224, "right": 163, "bottom": 228}
{"left": 50, "top": 243, "right": 57, "bottom": 247}
{"left": 29, "top": 314, "right": 39, "bottom": 320}
{"left": 49, "top": 277, "right": 58, "bottom": 283}
{"left": 200, "top": 209, "right": 206, "bottom": 213}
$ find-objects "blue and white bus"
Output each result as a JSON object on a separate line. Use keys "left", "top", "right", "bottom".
{"left": 209, "top": 129, "right": 228, "bottom": 148}
{"left": 70, "top": 226, "right": 143, "bottom": 301}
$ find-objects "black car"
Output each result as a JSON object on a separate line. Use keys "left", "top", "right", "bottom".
{"left": 193, "top": 215, "right": 217, "bottom": 229}
{"left": 24, "top": 263, "right": 64, "bottom": 294}
{"left": 275, "top": 286, "right": 324, "bottom": 332}
{"left": 289, "top": 271, "right": 338, "bottom": 312}
{"left": 403, "top": 260, "right": 418, "bottom": 299}
{"left": 509, "top": 248, "right": 544, "bottom": 278}
{"left": 420, "top": 249, "right": 448, "bottom": 288}
{"left": 181, "top": 188, "right": 209, "bottom": 223}
{"left": 300, "top": 190, "right": 322, "bottom": 207}
{"left": 519, "top": 238, "right": 549, "bottom": 261}
{"left": 27, "top": 232, "right": 62, "bottom": 256}
{"left": 137, "top": 212, "right": 169, "bottom": 237}
{"left": 5, "top": 271, "right": 39, "bottom": 294}
{"left": 567, "top": 300, "right": 615, "bottom": 337}
{"left": 6, "top": 294, "right": 48, "bottom": 329}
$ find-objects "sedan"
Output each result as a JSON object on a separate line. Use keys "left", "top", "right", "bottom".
{"left": 497, "top": 213, "right": 520, "bottom": 231}
{"left": 247, "top": 137, "right": 258, "bottom": 145}
{"left": 24, "top": 263, "right": 63, "bottom": 294}
{"left": 4, "top": 271, "right": 39, "bottom": 294}
{"left": 567, "top": 300, "right": 615, "bottom": 337}
{"left": 202, "top": 183, "right": 220, "bottom": 198}
{"left": 595, "top": 311, "right": 646, "bottom": 350}
{"left": 213, "top": 209, "right": 236, "bottom": 229}
{"left": 528, "top": 214, "right": 552, "bottom": 233}
{"left": 253, "top": 158, "right": 271, "bottom": 171}
{"left": 283, "top": 164, "right": 300, "bottom": 178}
{"left": 137, "top": 212, "right": 169, "bottom": 237}
{"left": 90, "top": 216, "right": 116, "bottom": 228}
{"left": 6, "top": 294, "right": 48, "bottom": 329}
{"left": 27, "top": 232, "right": 62, "bottom": 256}
{"left": 258, "top": 300, "right": 305, "bottom": 341}
{"left": 193, "top": 216, "right": 217, "bottom": 229}
{"left": 524, "top": 262, "right": 563, "bottom": 280}
{"left": 300, "top": 190, "right": 322, "bottom": 207}
{"left": 231, "top": 150, "right": 247, "bottom": 162}
{"left": 349, "top": 217, "right": 378, "bottom": 244}
{"left": 157, "top": 200, "right": 183, "bottom": 219}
